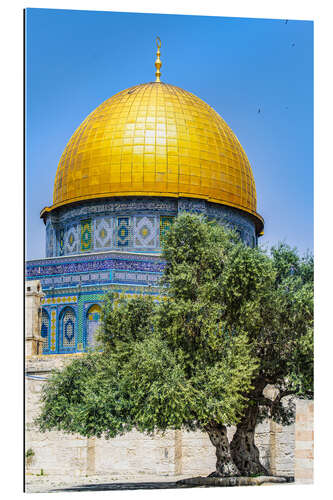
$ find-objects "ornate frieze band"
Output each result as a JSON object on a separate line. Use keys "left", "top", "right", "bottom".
{"left": 44, "top": 197, "right": 257, "bottom": 257}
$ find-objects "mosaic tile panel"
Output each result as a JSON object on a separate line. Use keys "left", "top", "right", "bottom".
{"left": 78, "top": 292, "right": 106, "bottom": 345}
{"left": 64, "top": 224, "right": 79, "bottom": 254}
{"left": 59, "top": 229, "right": 65, "bottom": 256}
{"left": 81, "top": 219, "right": 92, "bottom": 252}
{"left": 38, "top": 285, "right": 162, "bottom": 355}
{"left": 86, "top": 304, "right": 102, "bottom": 348}
{"left": 113, "top": 271, "right": 160, "bottom": 284}
{"left": 46, "top": 224, "right": 55, "bottom": 258}
{"left": 50, "top": 309, "right": 56, "bottom": 351}
{"left": 134, "top": 216, "right": 157, "bottom": 248}
{"left": 47, "top": 197, "right": 178, "bottom": 225}
{"left": 27, "top": 257, "right": 164, "bottom": 279}
{"left": 41, "top": 296, "right": 77, "bottom": 305}
{"left": 178, "top": 198, "right": 206, "bottom": 214}
{"left": 27, "top": 250, "right": 163, "bottom": 268}
{"left": 116, "top": 217, "right": 130, "bottom": 247}
{"left": 41, "top": 309, "right": 49, "bottom": 353}
{"left": 160, "top": 216, "right": 175, "bottom": 240}
{"left": 61, "top": 308, "right": 76, "bottom": 349}
{"left": 94, "top": 217, "right": 113, "bottom": 249}
{"left": 44, "top": 197, "right": 258, "bottom": 257}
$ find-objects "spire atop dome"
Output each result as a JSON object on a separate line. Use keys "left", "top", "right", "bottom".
{"left": 155, "top": 36, "right": 162, "bottom": 82}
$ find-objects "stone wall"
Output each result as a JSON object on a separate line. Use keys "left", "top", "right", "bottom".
{"left": 269, "top": 420, "right": 295, "bottom": 476}
{"left": 25, "top": 280, "right": 45, "bottom": 356}
{"left": 25, "top": 353, "right": 298, "bottom": 480}
{"left": 25, "top": 355, "right": 215, "bottom": 478}
{"left": 294, "top": 400, "right": 314, "bottom": 484}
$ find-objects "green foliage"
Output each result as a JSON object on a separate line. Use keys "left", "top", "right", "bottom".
{"left": 25, "top": 448, "right": 35, "bottom": 466}
{"left": 238, "top": 242, "right": 313, "bottom": 424}
{"left": 36, "top": 213, "right": 313, "bottom": 440}
{"left": 97, "top": 293, "right": 155, "bottom": 350}
{"left": 37, "top": 297, "right": 257, "bottom": 436}
{"left": 160, "top": 216, "right": 313, "bottom": 425}
{"left": 25, "top": 448, "right": 35, "bottom": 459}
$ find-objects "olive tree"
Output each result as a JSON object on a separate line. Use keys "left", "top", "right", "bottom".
{"left": 37, "top": 214, "right": 313, "bottom": 477}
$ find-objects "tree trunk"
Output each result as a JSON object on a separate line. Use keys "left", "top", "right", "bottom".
{"left": 230, "top": 405, "right": 268, "bottom": 476}
{"left": 206, "top": 422, "right": 240, "bottom": 477}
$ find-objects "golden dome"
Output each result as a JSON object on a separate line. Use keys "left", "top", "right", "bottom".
{"left": 44, "top": 81, "right": 263, "bottom": 230}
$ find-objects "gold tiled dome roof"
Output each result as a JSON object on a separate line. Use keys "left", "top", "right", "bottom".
{"left": 44, "top": 81, "right": 263, "bottom": 229}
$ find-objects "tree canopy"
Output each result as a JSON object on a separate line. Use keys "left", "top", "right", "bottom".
{"left": 36, "top": 213, "right": 313, "bottom": 477}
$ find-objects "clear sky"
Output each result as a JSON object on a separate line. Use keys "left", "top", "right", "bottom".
{"left": 25, "top": 8, "right": 313, "bottom": 259}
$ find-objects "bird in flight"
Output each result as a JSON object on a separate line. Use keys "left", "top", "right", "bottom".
{"left": 257, "top": 108, "right": 261, "bottom": 114}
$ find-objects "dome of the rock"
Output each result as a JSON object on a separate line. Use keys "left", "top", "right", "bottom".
{"left": 40, "top": 39, "right": 263, "bottom": 260}
{"left": 28, "top": 39, "right": 265, "bottom": 357}
{"left": 42, "top": 81, "right": 262, "bottom": 230}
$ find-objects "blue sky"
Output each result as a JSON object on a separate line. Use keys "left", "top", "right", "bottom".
{"left": 25, "top": 8, "right": 313, "bottom": 259}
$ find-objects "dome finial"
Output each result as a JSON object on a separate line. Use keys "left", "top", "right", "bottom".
{"left": 155, "top": 37, "right": 162, "bottom": 82}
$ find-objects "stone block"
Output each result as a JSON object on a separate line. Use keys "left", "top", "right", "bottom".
{"left": 295, "top": 449, "right": 313, "bottom": 459}
{"left": 295, "top": 467, "right": 313, "bottom": 480}
{"left": 295, "top": 430, "right": 313, "bottom": 441}
{"left": 255, "top": 419, "right": 270, "bottom": 434}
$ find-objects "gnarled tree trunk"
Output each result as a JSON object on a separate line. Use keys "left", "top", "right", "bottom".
{"left": 206, "top": 422, "right": 240, "bottom": 477}
{"left": 230, "top": 405, "right": 268, "bottom": 476}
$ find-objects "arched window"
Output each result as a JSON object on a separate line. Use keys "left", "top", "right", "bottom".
{"left": 60, "top": 307, "right": 76, "bottom": 352}
{"left": 41, "top": 308, "right": 49, "bottom": 353}
{"left": 86, "top": 304, "right": 102, "bottom": 349}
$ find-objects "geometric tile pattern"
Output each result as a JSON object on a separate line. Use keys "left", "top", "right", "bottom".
{"left": 35, "top": 287, "right": 163, "bottom": 355}
{"left": 86, "top": 304, "right": 101, "bottom": 348}
{"left": 46, "top": 225, "right": 55, "bottom": 257}
{"left": 59, "top": 229, "right": 65, "bottom": 256}
{"left": 50, "top": 309, "right": 56, "bottom": 352}
{"left": 41, "top": 309, "right": 49, "bottom": 353}
{"left": 134, "top": 216, "right": 156, "bottom": 248}
{"left": 94, "top": 217, "right": 112, "bottom": 249}
{"left": 78, "top": 292, "right": 106, "bottom": 346}
{"left": 61, "top": 307, "right": 76, "bottom": 348}
{"left": 41, "top": 296, "right": 77, "bottom": 305}
{"left": 116, "top": 217, "right": 130, "bottom": 247}
{"left": 113, "top": 270, "right": 160, "bottom": 284}
{"left": 64, "top": 224, "right": 79, "bottom": 254}
{"left": 44, "top": 197, "right": 258, "bottom": 257}
{"left": 87, "top": 303, "right": 102, "bottom": 321}
{"left": 81, "top": 219, "right": 92, "bottom": 252}
{"left": 160, "top": 216, "right": 175, "bottom": 241}
{"left": 27, "top": 255, "right": 165, "bottom": 284}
